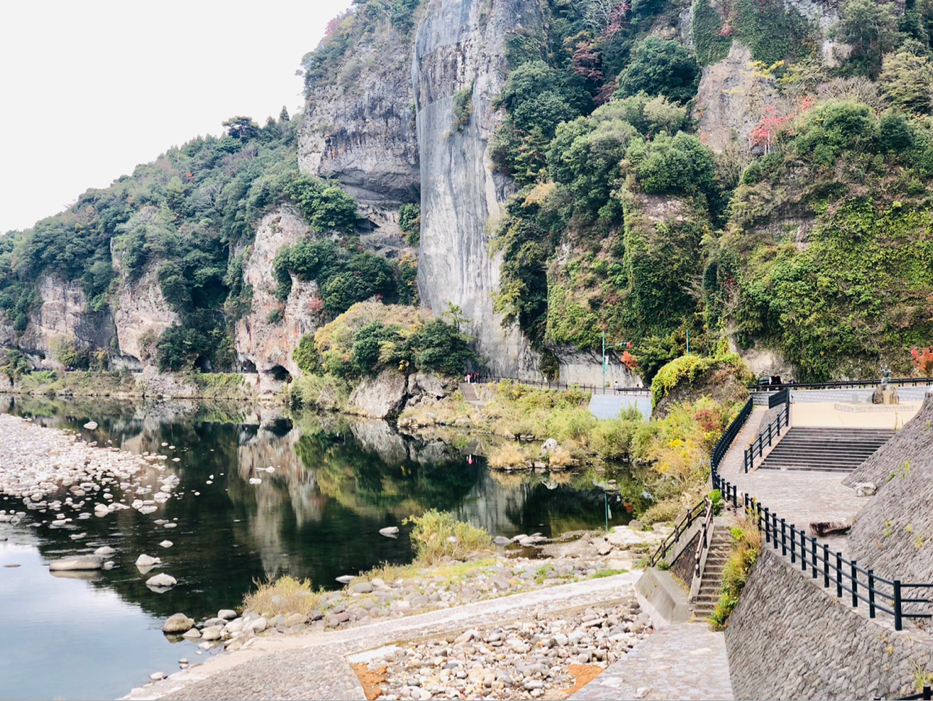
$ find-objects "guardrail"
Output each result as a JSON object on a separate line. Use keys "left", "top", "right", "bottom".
{"left": 648, "top": 497, "right": 708, "bottom": 567}
{"left": 751, "top": 377, "right": 933, "bottom": 391}
{"left": 896, "top": 687, "right": 932, "bottom": 700}
{"left": 475, "top": 376, "right": 650, "bottom": 395}
{"left": 745, "top": 393, "right": 791, "bottom": 473}
{"left": 689, "top": 497, "right": 715, "bottom": 602}
{"left": 712, "top": 398, "right": 754, "bottom": 473}
{"left": 712, "top": 472, "right": 933, "bottom": 631}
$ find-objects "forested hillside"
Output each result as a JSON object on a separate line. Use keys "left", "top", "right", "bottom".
{"left": 2, "top": 0, "right": 933, "bottom": 384}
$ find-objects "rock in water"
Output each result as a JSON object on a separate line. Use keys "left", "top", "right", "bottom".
{"left": 147, "top": 573, "right": 177, "bottom": 590}
{"left": 379, "top": 526, "right": 400, "bottom": 538}
{"left": 218, "top": 609, "right": 237, "bottom": 620}
{"left": 200, "top": 626, "right": 223, "bottom": 641}
{"left": 335, "top": 575, "right": 353, "bottom": 584}
{"left": 249, "top": 478, "right": 261, "bottom": 485}
{"left": 182, "top": 628, "right": 201, "bottom": 639}
{"left": 149, "top": 672, "right": 166, "bottom": 682}
{"left": 163, "top": 613, "right": 195, "bottom": 634}
{"left": 94, "top": 546, "right": 116, "bottom": 556}
{"left": 136, "top": 554, "right": 160, "bottom": 567}
{"left": 159, "top": 540, "right": 173, "bottom": 548}
{"left": 83, "top": 422, "right": 99, "bottom": 430}
{"left": 49, "top": 555, "right": 104, "bottom": 571}
{"left": 493, "top": 536, "right": 512, "bottom": 546}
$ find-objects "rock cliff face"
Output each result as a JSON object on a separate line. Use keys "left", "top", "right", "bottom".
{"left": 413, "top": 0, "right": 542, "bottom": 379}
{"left": 111, "top": 266, "right": 177, "bottom": 369}
{"left": 22, "top": 274, "right": 115, "bottom": 367}
{"left": 234, "top": 207, "right": 322, "bottom": 393}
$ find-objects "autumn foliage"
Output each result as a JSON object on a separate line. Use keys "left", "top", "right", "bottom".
{"left": 910, "top": 347, "right": 933, "bottom": 377}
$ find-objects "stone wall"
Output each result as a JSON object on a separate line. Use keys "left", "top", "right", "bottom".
{"left": 726, "top": 548, "right": 933, "bottom": 699}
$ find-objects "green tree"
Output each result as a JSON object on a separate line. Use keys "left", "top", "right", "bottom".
{"left": 223, "top": 116, "right": 261, "bottom": 141}
{"left": 616, "top": 38, "right": 700, "bottom": 104}
{"left": 833, "top": 0, "right": 901, "bottom": 75}
{"left": 879, "top": 50, "right": 933, "bottom": 113}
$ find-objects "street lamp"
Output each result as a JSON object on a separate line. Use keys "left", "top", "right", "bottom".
{"left": 602, "top": 332, "right": 632, "bottom": 394}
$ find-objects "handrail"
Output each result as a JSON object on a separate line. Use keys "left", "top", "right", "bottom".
{"left": 749, "top": 377, "right": 933, "bottom": 391}
{"left": 475, "top": 376, "right": 650, "bottom": 396}
{"left": 744, "top": 395, "right": 791, "bottom": 473}
{"left": 711, "top": 472, "right": 933, "bottom": 631}
{"left": 712, "top": 398, "right": 753, "bottom": 473}
{"left": 648, "top": 497, "right": 708, "bottom": 567}
{"left": 689, "top": 497, "right": 715, "bottom": 602}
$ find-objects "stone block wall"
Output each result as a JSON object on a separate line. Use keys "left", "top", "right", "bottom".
{"left": 725, "top": 548, "right": 933, "bottom": 699}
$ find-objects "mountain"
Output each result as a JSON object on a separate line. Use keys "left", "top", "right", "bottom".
{"left": 2, "top": 0, "right": 933, "bottom": 388}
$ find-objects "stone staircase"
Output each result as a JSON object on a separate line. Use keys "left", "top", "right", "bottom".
{"left": 757, "top": 427, "right": 893, "bottom": 472}
{"left": 693, "top": 526, "right": 732, "bottom": 618}
{"left": 459, "top": 382, "right": 484, "bottom": 407}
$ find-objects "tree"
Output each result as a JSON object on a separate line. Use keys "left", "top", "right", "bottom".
{"left": 911, "top": 347, "right": 933, "bottom": 376}
{"left": 833, "top": 0, "right": 900, "bottom": 75}
{"left": 616, "top": 37, "right": 699, "bottom": 104}
{"left": 879, "top": 51, "right": 933, "bottom": 114}
{"left": 222, "top": 116, "right": 261, "bottom": 141}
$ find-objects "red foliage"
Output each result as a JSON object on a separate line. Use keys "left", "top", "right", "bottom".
{"left": 308, "top": 297, "right": 325, "bottom": 315}
{"left": 572, "top": 42, "right": 604, "bottom": 84}
{"left": 620, "top": 351, "right": 639, "bottom": 371}
{"left": 911, "top": 347, "right": 933, "bottom": 377}
{"left": 324, "top": 10, "right": 351, "bottom": 36}
{"left": 718, "top": 22, "right": 734, "bottom": 36}
{"left": 600, "top": 2, "right": 631, "bottom": 42}
{"left": 749, "top": 107, "right": 793, "bottom": 152}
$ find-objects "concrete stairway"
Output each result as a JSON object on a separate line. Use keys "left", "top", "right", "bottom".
{"left": 459, "top": 382, "right": 484, "bottom": 407}
{"left": 693, "top": 527, "right": 732, "bottom": 618}
{"left": 757, "top": 427, "right": 893, "bottom": 472}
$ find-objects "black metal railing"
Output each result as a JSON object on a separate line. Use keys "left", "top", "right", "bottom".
{"left": 744, "top": 397, "right": 791, "bottom": 473}
{"left": 711, "top": 398, "right": 753, "bottom": 473}
{"left": 648, "top": 496, "right": 708, "bottom": 567}
{"left": 693, "top": 496, "right": 715, "bottom": 581}
{"left": 750, "top": 377, "right": 933, "bottom": 392}
{"left": 711, "top": 473, "right": 933, "bottom": 631}
{"left": 475, "top": 376, "right": 650, "bottom": 395}
{"left": 897, "top": 687, "right": 932, "bottom": 700}
{"left": 768, "top": 387, "right": 790, "bottom": 408}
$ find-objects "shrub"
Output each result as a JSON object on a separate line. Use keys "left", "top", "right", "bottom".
{"left": 243, "top": 576, "right": 320, "bottom": 616}
{"left": 615, "top": 37, "right": 699, "bottom": 105}
{"left": 284, "top": 174, "right": 358, "bottom": 233}
{"left": 404, "top": 510, "right": 493, "bottom": 565}
{"left": 710, "top": 518, "right": 761, "bottom": 629}
{"left": 398, "top": 203, "right": 421, "bottom": 246}
{"left": 488, "top": 442, "right": 529, "bottom": 469}
{"left": 641, "top": 498, "right": 683, "bottom": 524}
{"left": 452, "top": 84, "right": 474, "bottom": 131}
{"left": 267, "top": 308, "right": 284, "bottom": 325}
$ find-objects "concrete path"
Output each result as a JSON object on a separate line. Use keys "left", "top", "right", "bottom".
{"left": 570, "top": 623, "right": 733, "bottom": 700}
{"left": 124, "top": 573, "right": 641, "bottom": 701}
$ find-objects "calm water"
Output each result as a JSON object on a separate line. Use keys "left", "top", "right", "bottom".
{"left": 0, "top": 397, "right": 634, "bottom": 700}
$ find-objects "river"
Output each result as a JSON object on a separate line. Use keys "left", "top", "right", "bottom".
{"left": 0, "top": 396, "right": 635, "bottom": 700}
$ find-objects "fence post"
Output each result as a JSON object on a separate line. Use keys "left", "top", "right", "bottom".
{"left": 764, "top": 507, "right": 770, "bottom": 544}
{"left": 781, "top": 519, "right": 787, "bottom": 556}
{"left": 790, "top": 525, "right": 796, "bottom": 564}
{"left": 923, "top": 686, "right": 930, "bottom": 701}
{"left": 836, "top": 552, "right": 843, "bottom": 598}
{"left": 768, "top": 423, "right": 773, "bottom": 446}
{"left": 811, "top": 538, "right": 818, "bottom": 579}
{"left": 894, "top": 580, "right": 903, "bottom": 631}
{"left": 851, "top": 560, "right": 858, "bottom": 607}
{"left": 823, "top": 544, "right": 829, "bottom": 587}
{"left": 868, "top": 569, "right": 876, "bottom": 618}
{"left": 801, "top": 530, "right": 807, "bottom": 572}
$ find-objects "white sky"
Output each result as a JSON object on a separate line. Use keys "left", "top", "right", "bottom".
{"left": 0, "top": 0, "right": 354, "bottom": 234}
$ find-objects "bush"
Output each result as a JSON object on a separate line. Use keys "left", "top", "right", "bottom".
{"left": 284, "top": 174, "right": 358, "bottom": 233}
{"left": 710, "top": 518, "right": 761, "bottom": 629}
{"left": 452, "top": 84, "right": 474, "bottom": 131}
{"left": 404, "top": 510, "right": 493, "bottom": 565}
{"left": 398, "top": 203, "right": 421, "bottom": 246}
{"left": 616, "top": 37, "right": 699, "bottom": 105}
{"left": 632, "top": 132, "right": 717, "bottom": 196}
{"left": 641, "top": 498, "right": 683, "bottom": 524}
{"left": 488, "top": 442, "right": 529, "bottom": 469}
{"left": 243, "top": 576, "right": 320, "bottom": 617}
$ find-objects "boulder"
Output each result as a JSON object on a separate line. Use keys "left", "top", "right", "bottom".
{"left": 200, "top": 626, "right": 223, "bottom": 641}
{"left": 493, "top": 536, "right": 512, "bottom": 546}
{"left": 182, "top": 628, "right": 201, "bottom": 639}
{"left": 541, "top": 438, "right": 559, "bottom": 454}
{"left": 284, "top": 613, "right": 307, "bottom": 628}
{"left": 218, "top": 609, "right": 237, "bottom": 620}
{"left": 94, "top": 546, "right": 116, "bottom": 557}
{"left": 146, "top": 573, "right": 177, "bottom": 590}
{"left": 352, "top": 582, "right": 374, "bottom": 594}
{"left": 160, "top": 540, "right": 173, "bottom": 548}
{"left": 347, "top": 369, "right": 408, "bottom": 419}
{"left": 49, "top": 555, "right": 104, "bottom": 571}
{"left": 135, "top": 554, "right": 160, "bottom": 567}
{"left": 379, "top": 526, "right": 400, "bottom": 538}
{"left": 83, "top": 422, "right": 99, "bottom": 430}
{"left": 162, "top": 614, "right": 195, "bottom": 634}
{"left": 810, "top": 520, "right": 852, "bottom": 537}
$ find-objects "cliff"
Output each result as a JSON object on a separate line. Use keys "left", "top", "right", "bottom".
{"left": 413, "top": 0, "right": 542, "bottom": 378}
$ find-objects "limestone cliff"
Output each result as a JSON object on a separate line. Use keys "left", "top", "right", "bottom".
{"left": 413, "top": 0, "right": 543, "bottom": 379}
{"left": 234, "top": 207, "right": 322, "bottom": 393}
{"left": 111, "top": 266, "right": 178, "bottom": 369}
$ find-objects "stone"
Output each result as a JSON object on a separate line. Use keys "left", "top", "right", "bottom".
{"left": 102, "top": 561, "right": 115, "bottom": 570}
{"left": 541, "top": 438, "right": 559, "bottom": 454}
{"left": 871, "top": 386, "right": 884, "bottom": 404}
{"left": 135, "top": 554, "right": 160, "bottom": 567}
{"left": 149, "top": 672, "right": 165, "bottom": 682}
{"left": 247, "top": 618, "right": 267, "bottom": 634}
{"left": 218, "top": 609, "right": 237, "bottom": 620}
{"left": 336, "top": 575, "right": 353, "bottom": 584}
{"left": 379, "top": 526, "right": 400, "bottom": 538}
{"left": 83, "top": 422, "right": 99, "bottom": 430}
{"left": 146, "top": 573, "right": 177, "bottom": 590}
{"left": 201, "top": 626, "right": 223, "bottom": 641}
{"left": 353, "top": 582, "right": 374, "bottom": 594}
{"left": 854, "top": 482, "right": 877, "bottom": 497}
{"left": 182, "top": 628, "right": 201, "bottom": 639}
{"left": 810, "top": 520, "right": 851, "bottom": 537}
{"left": 163, "top": 613, "right": 195, "bottom": 634}
{"left": 596, "top": 540, "right": 613, "bottom": 556}
{"left": 284, "top": 613, "right": 307, "bottom": 628}
{"left": 94, "top": 546, "right": 116, "bottom": 556}
{"left": 493, "top": 536, "right": 512, "bottom": 546}
{"left": 160, "top": 540, "right": 173, "bottom": 548}
{"left": 629, "top": 519, "right": 645, "bottom": 531}
{"left": 49, "top": 555, "right": 103, "bottom": 571}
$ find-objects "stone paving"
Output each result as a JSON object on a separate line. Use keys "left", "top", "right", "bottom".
{"left": 125, "top": 573, "right": 642, "bottom": 700}
{"left": 569, "top": 623, "right": 734, "bottom": 701}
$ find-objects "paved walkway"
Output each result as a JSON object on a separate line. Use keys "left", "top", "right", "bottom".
{"left": 570, "top": 623, "right": 733, "bottom": 700}
{"left": 125, "top": 573, "right": 641, "bottom": 700}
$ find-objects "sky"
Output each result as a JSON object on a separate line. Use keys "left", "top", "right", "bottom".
{"left": 0, "top": 0, "right": 354, "bottom": 234}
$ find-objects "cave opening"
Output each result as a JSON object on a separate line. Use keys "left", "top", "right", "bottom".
{"left": 267, "top": 364, "right": 292, "bottom": 383}
{"left": 239, "top": 357, "right": 258, "bottom": 374}
{"left": 194, "top": 355, "right": 213, "bottom": 373}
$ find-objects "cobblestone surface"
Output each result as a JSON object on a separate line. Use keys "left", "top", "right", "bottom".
{"left": 125, "top": 574, "right": 642, "bottom": 700}
{"left": 570, "top": 623, "right": 733, "bottom": 700}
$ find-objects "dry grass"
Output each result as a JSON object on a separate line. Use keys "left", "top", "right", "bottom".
{"left": 405, "top": 509, "right": 493, "bottom": 565}
{"left": 488, "top": 442, "right": 529, "bottom": 469}
{"left": 548, "top": 445, "right": 575, "bottom": 468}
{"left": 242, "top": 576, "right": 324, "bottom": 616}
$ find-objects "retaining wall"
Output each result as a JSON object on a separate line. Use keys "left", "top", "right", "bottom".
{"left": 725, "top": 548, "right": 933, "bottom": 699}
